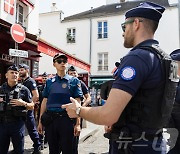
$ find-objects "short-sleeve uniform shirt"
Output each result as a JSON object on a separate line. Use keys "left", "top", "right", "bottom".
{"left": 80, "top": 80, "right": 89, "bottom": 95}
{"left": 112, "top": 39, "right": 163, "bottom": 96}
{"left": 22, "top": 77, "right": 37, "bottom": 94}
{"left": 43, "top": 74, "right": 83, "bottom": 100}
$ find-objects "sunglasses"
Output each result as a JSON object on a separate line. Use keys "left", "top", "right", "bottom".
{"left": 42, "top": 77, "right": 48, "bottom": 80}
{"left": 121, "top": 19, "right": 143, "bottom": 32}
{"left": 55, "top": 59, "right": 67, "bottom": 64}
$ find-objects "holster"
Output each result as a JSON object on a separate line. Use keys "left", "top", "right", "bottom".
{"left": 41, "top": 111, "right": 54, "bottom": 127}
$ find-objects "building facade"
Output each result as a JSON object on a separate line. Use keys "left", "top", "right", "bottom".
{"left": 39, "top": 0, "right": 179, "bottom": 86}
{"left": 0, "top": 0, "right": 40, "bottom": 85}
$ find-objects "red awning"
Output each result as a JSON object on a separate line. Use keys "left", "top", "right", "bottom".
{"left": 20, "top": 0, "right": 34, "bottom": 8}
{"left": 38, "top": 39, "right": 91, "bottom": 72}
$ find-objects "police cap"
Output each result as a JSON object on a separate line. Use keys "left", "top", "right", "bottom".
{"left": 7, "top": 64, "right": 19, "bottom": 72}
{"left": 53, "top": 53, "right": 68, "bottom": 62}
{"left": 42, "top": 72, "right": 48, "bottom": 77}
{"left": 68, "top": 66, "right": 77, "bottom": 72}
{"left": 19, "top": 63, "right": 29, "bottom": 70}
{"left": 170, "top": 49, "right": 180, "bottom": 61}
{"left": 125, "top": 1, "right": 165, "bottom": 22}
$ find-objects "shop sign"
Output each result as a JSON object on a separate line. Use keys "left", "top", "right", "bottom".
{"left": 9, "top": 49, "right": 28, "bottom": 58}
{"left": 0, "top": 54, "right": 14, "bottom": 63}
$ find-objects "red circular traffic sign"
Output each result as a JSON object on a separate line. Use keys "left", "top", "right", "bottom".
{"left": 10, "top": 24, "right": 26, "bottom": 43}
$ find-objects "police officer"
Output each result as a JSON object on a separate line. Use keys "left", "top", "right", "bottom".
{"left": 168, "top": 49, "right": 180, "bottom": 154}
{"left": 38, "top": 54, "right": 83, "bottom": 154}
{"left": 62, "top": 2, "right": 178, "bottom": 154}
{"left": 0, "top": 65, "right": 34, "bottom": 154}
{"left": 67, "top": 66, "right": 91, "bottom": 107}
{"left": 19, "top": 64, "right": 42, "bottom": 154}
{"left": 37, "top": 72, "right": 48, "bottom": 149}
{"left": 67, "top": 66, "right": 91, "bottom": 154}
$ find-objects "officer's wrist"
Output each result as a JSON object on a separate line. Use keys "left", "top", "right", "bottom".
{"left": 24, "top": 102, "right": 28, "bottom": 108}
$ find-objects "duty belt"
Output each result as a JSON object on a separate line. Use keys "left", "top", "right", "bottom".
{"left": 0, "top": 116, "right": 23, "bottom": 123}
{"left": 46, "top": 110, "right": 68, "bottom": 117}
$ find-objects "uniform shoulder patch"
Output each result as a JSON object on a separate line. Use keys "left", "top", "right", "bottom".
{"left": 51, "top": 77, "right": 56, "bottom": 83}
{"left": 33, "top": 83, "right": 36, "bottom": 87}
{"left": 120, "top": 66, "right": 136, "bottom": 81}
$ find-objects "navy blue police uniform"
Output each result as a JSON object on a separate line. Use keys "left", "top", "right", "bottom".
{"left": 168, "top": 49, "right": 180, "bottom": 154}
{"left": 112, "top": 39, "right": 165, "bottom": 154}
{"left": 21, "top": 74, "right": 41, "bottom": 151}
{"left": 80, "top": 80, "right": 89, "bottom": 97}
{"left": 37, "top": 72, "right": 48, "bottom": 149}
{"left": 0, "top": 66, "right": 32, "bottom": 154}
{"left": 43, "top": 74, "right": 83, "bottom": 154}
{"left": 106, "top": 2, "right": 179, "bottom": 154}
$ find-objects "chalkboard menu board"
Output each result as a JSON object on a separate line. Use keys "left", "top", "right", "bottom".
{"left": 32, "top": 61, "right": 39, "bottom": 78}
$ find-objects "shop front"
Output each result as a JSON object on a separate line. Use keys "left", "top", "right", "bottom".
{"left": 0, "top": 19, "right": 40, "bottom": 85}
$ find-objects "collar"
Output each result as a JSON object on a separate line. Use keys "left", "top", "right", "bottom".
{"left": 23, "top": 76, "right": 30, "bottom": 83}
{"left": 132, "top": 39, "right": 159, "bottom": 50}
{"left": 6, "top": 83, "right": 18, "bottom": 90}
{"left": 55, "top": 74, "right": 72, "bottom": 81}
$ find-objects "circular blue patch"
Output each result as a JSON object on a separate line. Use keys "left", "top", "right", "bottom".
{"left": 120, "top": 66, "right": 136, "bottom": 80}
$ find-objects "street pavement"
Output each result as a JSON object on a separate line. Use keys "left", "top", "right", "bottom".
{"left": 8, "top": 121, "right": 102, "bottom": 154}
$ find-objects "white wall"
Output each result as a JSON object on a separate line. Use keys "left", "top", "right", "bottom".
{"left": 39, "top": 53, "right": 57, "bottom": 74}
{"left": 39, "top": 12, "right": 91, "bottom": 63}
{"left": 0, "top": 0, "right": 39, "bottom": 35}
{"left": 39, "top": 6, "right": 180, "bottom": 76}
{"left": 106, "top": 0, "right": 120, "bottom": 4}
{"left": 27, "top": 0, "right": 39, "bottom": 35}
{"left": 155, "top": 7, "right": 179, "bottom": 53}
{"left": 0, "top": 0, "right": 16, "bottom": 24}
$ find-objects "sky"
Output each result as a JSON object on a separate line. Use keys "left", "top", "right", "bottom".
{"left": 39, "top": 0, "right": 106, "bottom": 17}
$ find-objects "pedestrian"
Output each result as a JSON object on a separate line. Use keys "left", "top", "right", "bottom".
{"left": 62, "top": 2, "right": 179, "bottom": 154}
{"left": 168, "top": 49, "right": 180, "bottom": 154}
{"left": 67, "top": 65, "right": 91, "bottom": 154}
{"left": 0, "top": 65, "right": 34, "bottom": 154}
{"left": 19, "top": 64, "right": 42, "bottom": 154}
{"left": 38, "top": 53, "right": 83, "bottom": 154}
{"left": 37, "top": 72, "right": 48, "bottom": 150}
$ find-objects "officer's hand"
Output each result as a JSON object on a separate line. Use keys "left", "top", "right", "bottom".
{"left": 37, "top": 122, "right": 43, "bottom": 135}
{"left": 10, "top": 99, "right": 26, "bottom": 107}
{"left": 62, "top": 97, "right": 81, "bottom": 118}
{"left": 74, "top": 124, "right": 81, "bottom": 136}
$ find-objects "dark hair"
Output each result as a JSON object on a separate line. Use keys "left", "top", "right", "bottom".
{"left": 68, "top": 66, "right": 77, "bottom": 72}
{"left": 143, "top": 18, "right": 158, "bottom": 34}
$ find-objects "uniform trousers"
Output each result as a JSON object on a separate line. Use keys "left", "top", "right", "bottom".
{"left": 0, "top": 119, "right": 25, "bottom": 154}
{"left": 46, "top": 115, "right": 75, "bottom": 154}
{"left": 25, "top": 110, "right": 41, "bottom": 150}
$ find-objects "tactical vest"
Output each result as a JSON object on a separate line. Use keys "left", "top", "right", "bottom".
{"left": 0, "top": 83, "right": 26, "bottom": 115}
{"left": 46, "top": 76, "right": 76, "bottom": 109}
{"left": 112, "top": 45, "right": 179, "bottom": 133}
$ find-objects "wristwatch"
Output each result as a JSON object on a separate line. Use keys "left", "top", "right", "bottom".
{"left": 76, "top": 106, "right": 81, "bottom": 116}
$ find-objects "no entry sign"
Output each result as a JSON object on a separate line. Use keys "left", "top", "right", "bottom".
{"left": 10, "top": 24, "right": 26, "bottom": 43}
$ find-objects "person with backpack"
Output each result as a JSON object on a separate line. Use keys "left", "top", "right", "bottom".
{"left": 62, "top": 2, "right": 179, "bottom": 154}
{"left": 38, "top": 53, "right": 83, "bottom": 154}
